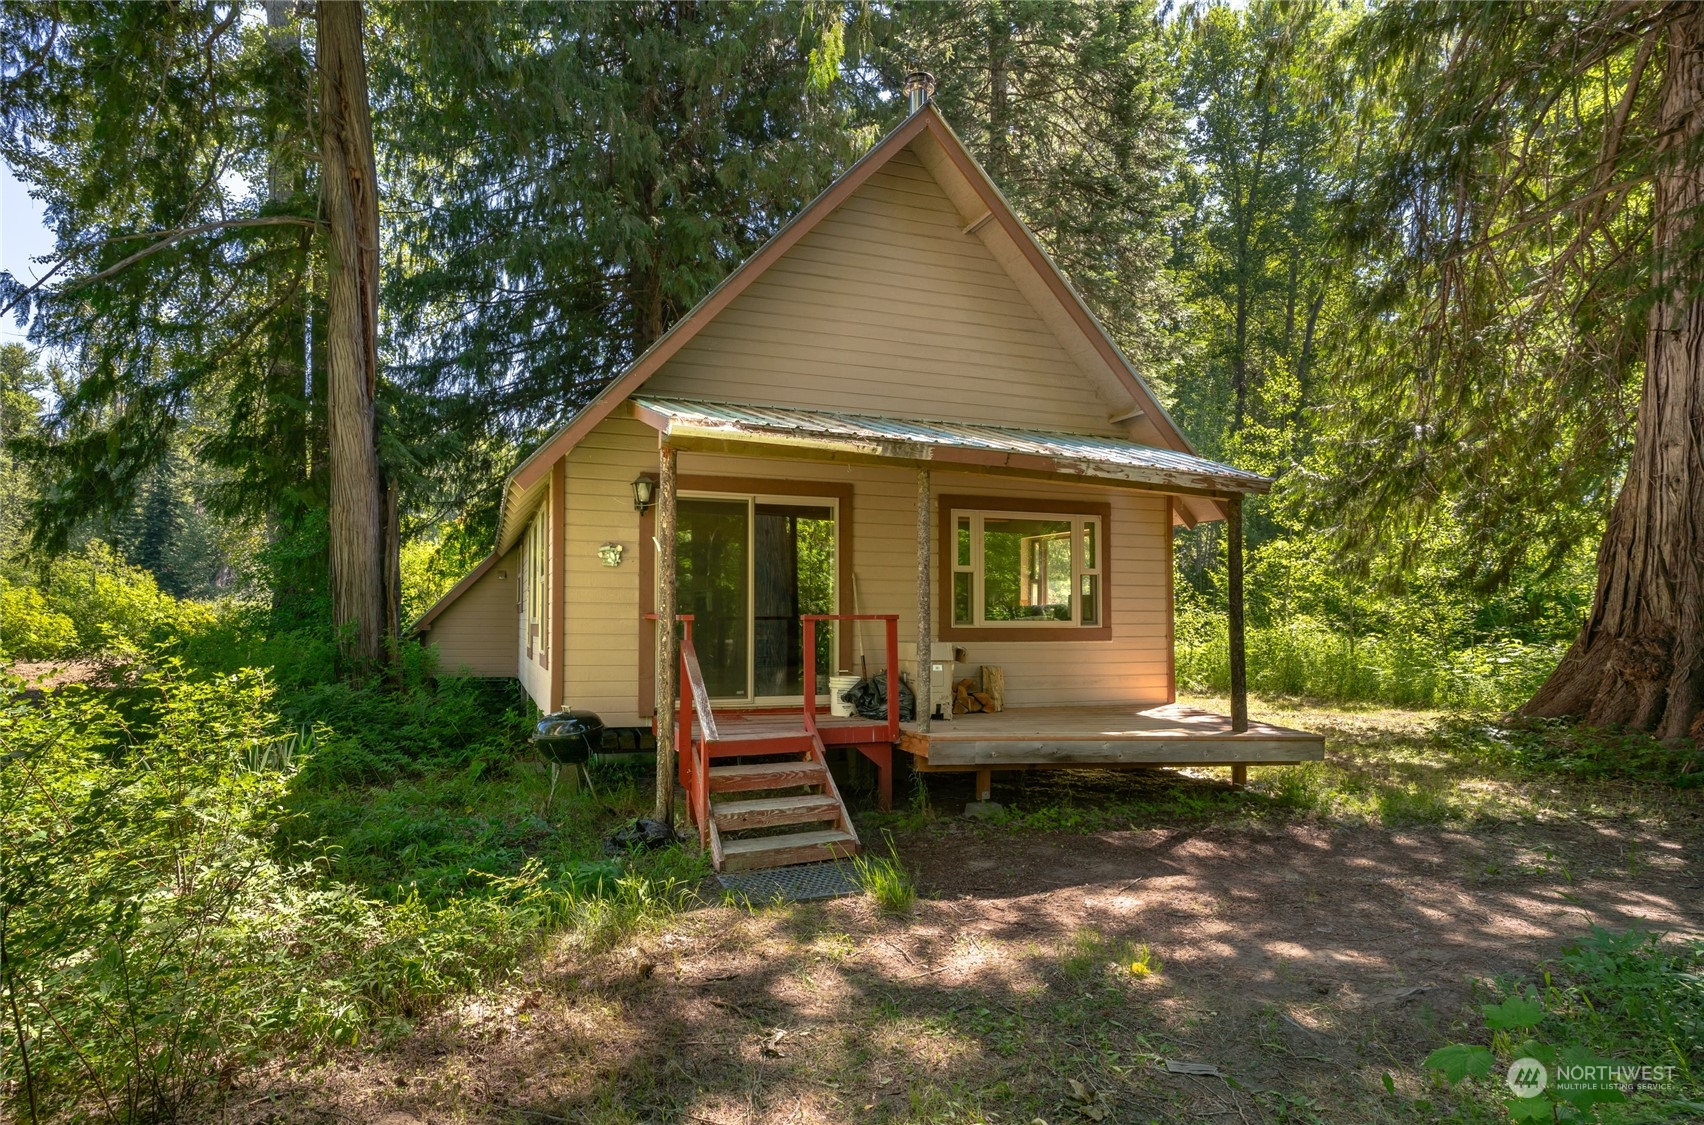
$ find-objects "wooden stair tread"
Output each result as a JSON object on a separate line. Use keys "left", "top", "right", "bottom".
{"left": 712, "top": 793, "right": 841, "bottom": 829}
{"left": 707, "top": 761, "right": 826, "bottom": 793}
{"left": 711, "top": 727, "right": 811, "bottom": 743}
{"left": 718, "top": 829, "right": 859, "bottom": 870}
{"left": 712, "top": 793, "right": 839, "bottom": 814}
{"left": 721, "top": 828, "right": 855, "bottom": 854}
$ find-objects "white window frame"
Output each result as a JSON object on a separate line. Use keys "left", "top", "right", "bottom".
{"left": 950, "top": 509, "right": 1102, "bottom": 629}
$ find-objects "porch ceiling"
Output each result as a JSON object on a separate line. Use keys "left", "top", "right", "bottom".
{"left": 629, "top": 397, "right": 1271, "bottom": 497}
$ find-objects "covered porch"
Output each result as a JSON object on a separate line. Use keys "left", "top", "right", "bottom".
{"left": 638, "top": 397, "right": 1319, "bottom": 865}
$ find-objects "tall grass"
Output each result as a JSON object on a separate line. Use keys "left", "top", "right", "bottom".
{"left": 1174, "top": 609, "right": 1564, "bottom": 711}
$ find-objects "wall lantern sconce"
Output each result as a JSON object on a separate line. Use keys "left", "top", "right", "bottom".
{"left": 631, "top": 475, "right": 656, "bottom": 512}
{"left": 597, "top": 543, "right": 625, "bottom": 568}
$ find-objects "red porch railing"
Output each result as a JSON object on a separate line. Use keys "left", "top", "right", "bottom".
{"left": 802, "top": 614, "right": 900, "bottom": 742}
{"left": 646, "top": 613, "right": 715, "bottom": 848}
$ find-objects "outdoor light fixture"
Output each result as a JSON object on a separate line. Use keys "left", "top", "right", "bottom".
{"left": 631, "top": 475, "right": 656, "bottom": 512}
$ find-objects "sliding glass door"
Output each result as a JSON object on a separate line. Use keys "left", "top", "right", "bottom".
{"left": 675, "top": 494, "right": 836, "bottom": 704}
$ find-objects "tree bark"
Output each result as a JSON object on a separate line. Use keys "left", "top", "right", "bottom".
{"left": 654, "top": 446, "right": 678, "bottom": 824}
{"left": 1524, "top": 9, "right": 1704, "bottom": 740}
{"left": 317, "top": 0, "right": 388, "bottom": 673}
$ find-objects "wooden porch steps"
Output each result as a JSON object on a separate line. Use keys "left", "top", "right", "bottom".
{"left": 706, "top": 758, "right": 827, "bottom": 793}
{"left": 698, "top": 732, "right": 860, "bottom": 872}
{"left": 710, "top": 793, "right": 843, "bottom": 830}
{"left": 720, "top": 828, "right": 859, "bottom": 872}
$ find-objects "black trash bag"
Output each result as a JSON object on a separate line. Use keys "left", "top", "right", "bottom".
{"left": 841, "top": 672, "right": 916, "bottom": 722}
{"left": 603, "top": 817, "right": 674, "bottom": 855}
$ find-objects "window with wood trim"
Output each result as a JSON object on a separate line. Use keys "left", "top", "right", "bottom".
{"left": 525, "top": 512, "right": 547, "bottom": 661}
{"left": 950, "top": 509, "right": 1102, "bottom": 628}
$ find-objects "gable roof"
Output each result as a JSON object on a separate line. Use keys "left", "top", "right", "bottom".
{"left": 492, "top": 102, "right": 1193, "bottom": 554}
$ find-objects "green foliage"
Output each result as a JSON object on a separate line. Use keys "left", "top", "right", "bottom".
{"left": 0, "top": 540, "right": 215, "bottom": 660}
{"left": 1421, "top": 929, "right": 1703, "bottom": 1121}
{"left": 1317, "top": 3, "right": 1657, "bottom": 577}
{"left": 0, "top": 582, "right": 76, "bottom": 659}
{"left": 1169, "top": 2, "right": 1348, "bottom": 457}
{"left": 1, "top": 653, "right": 699, "bottom": 1123}
{"left": 374, "top": 0, "right": 864, "bottom": 523}
{"left": 0, "top": 4, "right": 323, "bottom": 550}
{"left": 1175, "top": 608, "right": 1563, "bottom": 711}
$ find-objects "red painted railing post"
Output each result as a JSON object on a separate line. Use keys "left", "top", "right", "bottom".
{"left": 885, "top": 615, "right": 900, "bottom": 741}
{"left": 802, "top": 616, "right": 818, "bottom": 738}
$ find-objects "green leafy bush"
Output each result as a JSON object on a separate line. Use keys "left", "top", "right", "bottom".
{"left": 0, "top": 541, "right": 216, "bottom": 661}
{"left": 0, "top": 581, "right": 77, "bottom": 659}
{"left": 0, "top": 660, "right": 686, "bottom": 1123}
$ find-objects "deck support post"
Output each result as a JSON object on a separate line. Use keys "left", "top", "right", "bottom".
{"left": 854, "top": 743, "right": 894, "bottom": 811}
{"left": 975, "top": 767, "right": 992, "bottom": 802}
{"left": 916, "top": 467, "right": 932, "bottom": 733}
{"left": 1230, "top": 763, "right": 1248, "bottom": 788}
{"left": 1227, "top": 493, "right": 1248, "bottom": 734}
{"left": 654, "top": 445, "right": 678, "bottom": 825}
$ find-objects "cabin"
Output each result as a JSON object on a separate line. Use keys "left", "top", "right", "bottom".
{"left": 414, "top": 95, "right": 1324, "bottom": 872}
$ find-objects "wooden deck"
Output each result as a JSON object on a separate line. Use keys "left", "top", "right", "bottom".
{"left": 897, "top": 703, "right": 1324, "bottom": 767}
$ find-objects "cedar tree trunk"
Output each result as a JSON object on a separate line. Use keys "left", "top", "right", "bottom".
{"left": 317, "top": 0, "right": 388, "bottom": 672}
{"left": 1524, "top": 9, "right": 1704, "bottom": 739}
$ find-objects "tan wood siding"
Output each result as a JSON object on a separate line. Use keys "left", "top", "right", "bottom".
{"left": 558, "top": 416, "right": 1172, "bottom": 726}
{"left": 564, "top": 419, "right": 654, "bottom": 725}
{"left": 424, "top": 548, "right": 521, "bottom": 678}
{"left": 644, "top": 149, "right": 1121, "bottom": 434}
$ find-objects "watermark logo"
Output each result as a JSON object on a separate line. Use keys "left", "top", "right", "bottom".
{"left": 1506, "top": 1058, "right": 1549, "bottom": 1097}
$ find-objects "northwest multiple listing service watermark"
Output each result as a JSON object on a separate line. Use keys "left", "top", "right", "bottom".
{"left": 1506, "top": 1057, "right": 1681, "bottom": 1099}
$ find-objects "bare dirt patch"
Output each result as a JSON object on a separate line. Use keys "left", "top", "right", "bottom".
{"left": 223, "top": 786, "right": 1701, "bottom": 1125}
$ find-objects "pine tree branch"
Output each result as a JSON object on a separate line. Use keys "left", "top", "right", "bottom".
{"left": 0, "top": 216, "right": 323, "bottom": 321}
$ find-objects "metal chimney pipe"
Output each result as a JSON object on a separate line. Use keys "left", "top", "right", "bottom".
{"left": 904, "top": 70, "right": 936, "bottom": 113}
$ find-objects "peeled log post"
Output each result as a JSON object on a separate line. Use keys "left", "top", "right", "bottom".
{"left": 1227, "top": 494, "right": 1247, "bottom": 734}
{"left": 916, "top": 467, "right": 932, "bottom": 733}
{"left": 1524, "top": 7, "right": 1704, "bottom": 739}
{"left": 654, "top": 446, "right": 678, "bottom": 824}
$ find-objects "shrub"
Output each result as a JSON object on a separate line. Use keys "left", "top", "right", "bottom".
{"left": 0, "top": 661, "right": 617, "bottom": 1123}
{"left": 0, "top": 581, "right": 77, "bottom": 659}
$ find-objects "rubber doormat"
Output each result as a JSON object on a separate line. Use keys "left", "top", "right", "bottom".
{"left": 716, "top": 860, "right": 862, "bottom": 903}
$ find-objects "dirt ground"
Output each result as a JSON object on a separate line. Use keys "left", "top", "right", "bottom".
{"left": 227, "top": 762, "right": 1702, "bottom": 1125}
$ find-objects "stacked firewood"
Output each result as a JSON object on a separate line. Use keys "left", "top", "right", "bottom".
{"left": 952, "top": 666, "right": 1004, "bottom": 714}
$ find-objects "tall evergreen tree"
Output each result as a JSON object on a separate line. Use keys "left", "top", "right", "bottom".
{"left": 374, "top": 0, "right": 862, "bottom": 505}
{"left": 1329, "top": 2, "right": 1704, "bottom": 736}
{"left": 1, "top": 1, "right": 391, "bottom": 670}
{"left": 1170, "top": 4, "right": 1344, "bottom": 463}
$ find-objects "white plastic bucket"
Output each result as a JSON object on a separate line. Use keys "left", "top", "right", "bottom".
{"left": 828, "top": 674, "right": 860, "bottom": 718}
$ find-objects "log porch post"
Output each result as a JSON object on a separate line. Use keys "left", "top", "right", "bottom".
{"left": 654, "top": 445, "right": 678, "bottom": 824}
{"left": 1227, "top": 493, "right": 1249, "bottom": 787}
{"left": 916, "top": 467, "right": 932, "bottom": 732}
{"left": 1227, "top": 492, "right": 1248, "bottom": 735}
